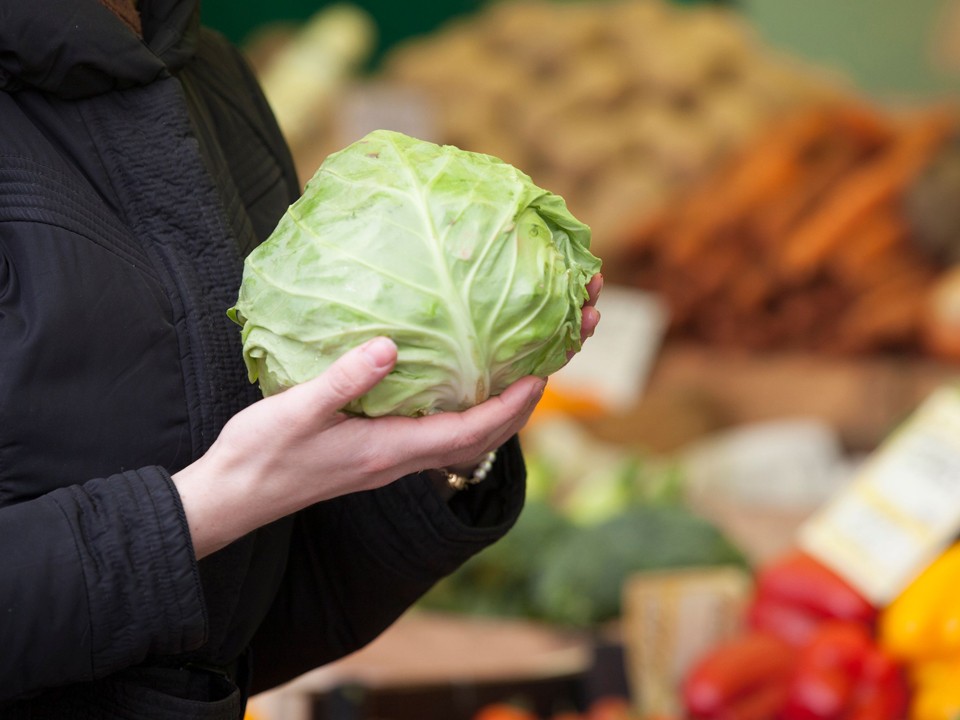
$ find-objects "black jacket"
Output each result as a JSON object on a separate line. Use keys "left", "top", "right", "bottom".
{"left": 0, "top": 0, "right": 524, "bottom": 712}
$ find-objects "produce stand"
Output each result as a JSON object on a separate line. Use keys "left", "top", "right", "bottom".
{"left": 233, "top": 1, "right": 960, "bottom": 719}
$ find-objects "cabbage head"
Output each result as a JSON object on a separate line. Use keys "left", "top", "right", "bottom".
{"left": 228, "top": 129, "right": 602, "bottom": 417}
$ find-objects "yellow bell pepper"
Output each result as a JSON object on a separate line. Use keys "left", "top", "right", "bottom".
{"left": 906, "top": 658, "right": 960, "bottom": 720}
{"left": 880, "top": 542, "right": 960, "bottom": 662}
{"left": 880, "top": 543, "right": 960, "bottom": 720}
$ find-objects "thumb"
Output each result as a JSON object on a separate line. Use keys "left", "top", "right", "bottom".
{"left": 286, "top": 336, "right": 398, "bottom": 415}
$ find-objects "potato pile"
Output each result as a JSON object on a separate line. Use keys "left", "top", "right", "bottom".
{"left": 382, "top": 0, "right": 843, "bottom": 259}
{"left": 616, "top": 102, "right": 958, "bottom": 356}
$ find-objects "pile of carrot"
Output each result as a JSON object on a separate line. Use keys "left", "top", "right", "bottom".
{"left": 617, "top": 101, "right": 957, "bottom": 356}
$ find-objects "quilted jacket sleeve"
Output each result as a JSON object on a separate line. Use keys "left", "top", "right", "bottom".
{"left": 247, "top": 435, "right": 527, "bottom": 693}
{"left": 0, "top": 467, "right": 207, "bottom": 705}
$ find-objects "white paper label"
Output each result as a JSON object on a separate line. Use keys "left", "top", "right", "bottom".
{"left": 798, "top": 385, "right": 960, "bottom": 605}
{"left": 551, "top": 284, "right": 668, "bottom": 411}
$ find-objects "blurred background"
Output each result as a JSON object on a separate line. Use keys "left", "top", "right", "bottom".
{"left": 215, "top": 2, "right": 960, "bottom": 719}
{"left": 206, "top": 0, "right": 959, "bottom": 99}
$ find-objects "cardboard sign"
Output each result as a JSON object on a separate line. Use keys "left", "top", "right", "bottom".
{"left": 799, "top": 384, "right": 960, "bottom": 605}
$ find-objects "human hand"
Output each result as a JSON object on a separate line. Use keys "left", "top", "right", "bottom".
{"left": 577, "top": 273, "right": 603, "bottom": 354}
{"left": 173, "top": 337, "right": 545, "bottom": 558}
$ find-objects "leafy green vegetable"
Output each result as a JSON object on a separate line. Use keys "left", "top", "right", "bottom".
{"left": 419, "top": 500, "right": 747, "bottom": 628}
{"left": 228, "top": 129, "right": 601, "bottom": 416}
{"left": 530, "top": 505, "right": 747, "bottom": 627}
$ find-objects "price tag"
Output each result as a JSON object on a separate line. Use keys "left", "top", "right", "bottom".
{"left": 622, "top": 567, "right": 752, "bottom": 716}
{"left": 798, "top": 385, "right": 960, "bottom": 605}
{"left": 551, "top": 284, "right": 669, "bottom": 412}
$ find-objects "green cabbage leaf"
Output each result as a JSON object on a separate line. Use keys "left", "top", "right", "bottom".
{"left": 228, "top": 129, "right": 602, "bottom": 416}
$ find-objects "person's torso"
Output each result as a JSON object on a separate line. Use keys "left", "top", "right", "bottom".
{"left": 0, "top": 4, "right": 300, "bottom": 665}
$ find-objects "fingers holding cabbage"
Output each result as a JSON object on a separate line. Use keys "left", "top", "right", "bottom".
{"left": 228, "top": 130, "right": 602, "bottom": 417}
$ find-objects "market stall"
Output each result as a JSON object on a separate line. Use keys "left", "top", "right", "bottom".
{"left": 231, "top": 1, "right": 960, "bottom": 719}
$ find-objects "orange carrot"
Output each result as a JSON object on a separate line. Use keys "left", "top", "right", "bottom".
{"left": 664, "top": 108, "right": 836, "bottom": 266}
{"left": 779, "top": 109, "right": 956, "bottom": 279}
{"left": 826, "top": 206, "right": 908, "bottom": 285}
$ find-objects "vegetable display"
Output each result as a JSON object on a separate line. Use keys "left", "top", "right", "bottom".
{"left": 418, "top": 500, "right": 746, "bottom": 628}
{"left": 680, "top": 552, "right": 909, "bottom": 720}
{"left": 617, "top": 102, "right": 957, "bottom": 356}
{"left": 382, "top": 0, "right": 840, "bottom": 260}
{"left": 228, "top": 129, "right": 601, "bottom": 416}
{"left": 682, "top": 621, "right": 908, "bottom": 720}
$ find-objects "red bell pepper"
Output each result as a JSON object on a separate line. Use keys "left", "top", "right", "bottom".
{"left": 748, "top": 551, "right": 877, "bottom": 647}
{"left": 781, "top": 622, "right": 908, "bottom": 720}
{"left": 682, "top": 631, "right": 798, "bottom": 720}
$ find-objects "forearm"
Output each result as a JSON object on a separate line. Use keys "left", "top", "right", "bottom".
{"left": 173, "top": 441, "right": 507, "bottom": 560}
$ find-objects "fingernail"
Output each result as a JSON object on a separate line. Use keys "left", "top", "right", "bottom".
{"left": 532, "top": 379, "right": 547, "bottom": 402}
{"left": 361, "top": 337, "right": 396, "bottom": 368}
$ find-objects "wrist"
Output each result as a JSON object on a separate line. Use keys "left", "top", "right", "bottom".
{"left": 172, "top": 444, "right": 281, "bottom": 559}
{"left": 443, "top": 450, "right": 498, "bottom": 491}
{"left": 424, "top": 449, "right": 499, "bottom": 503}
{"left": 172, "top": 456, "right": 239, "bottom": 559}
